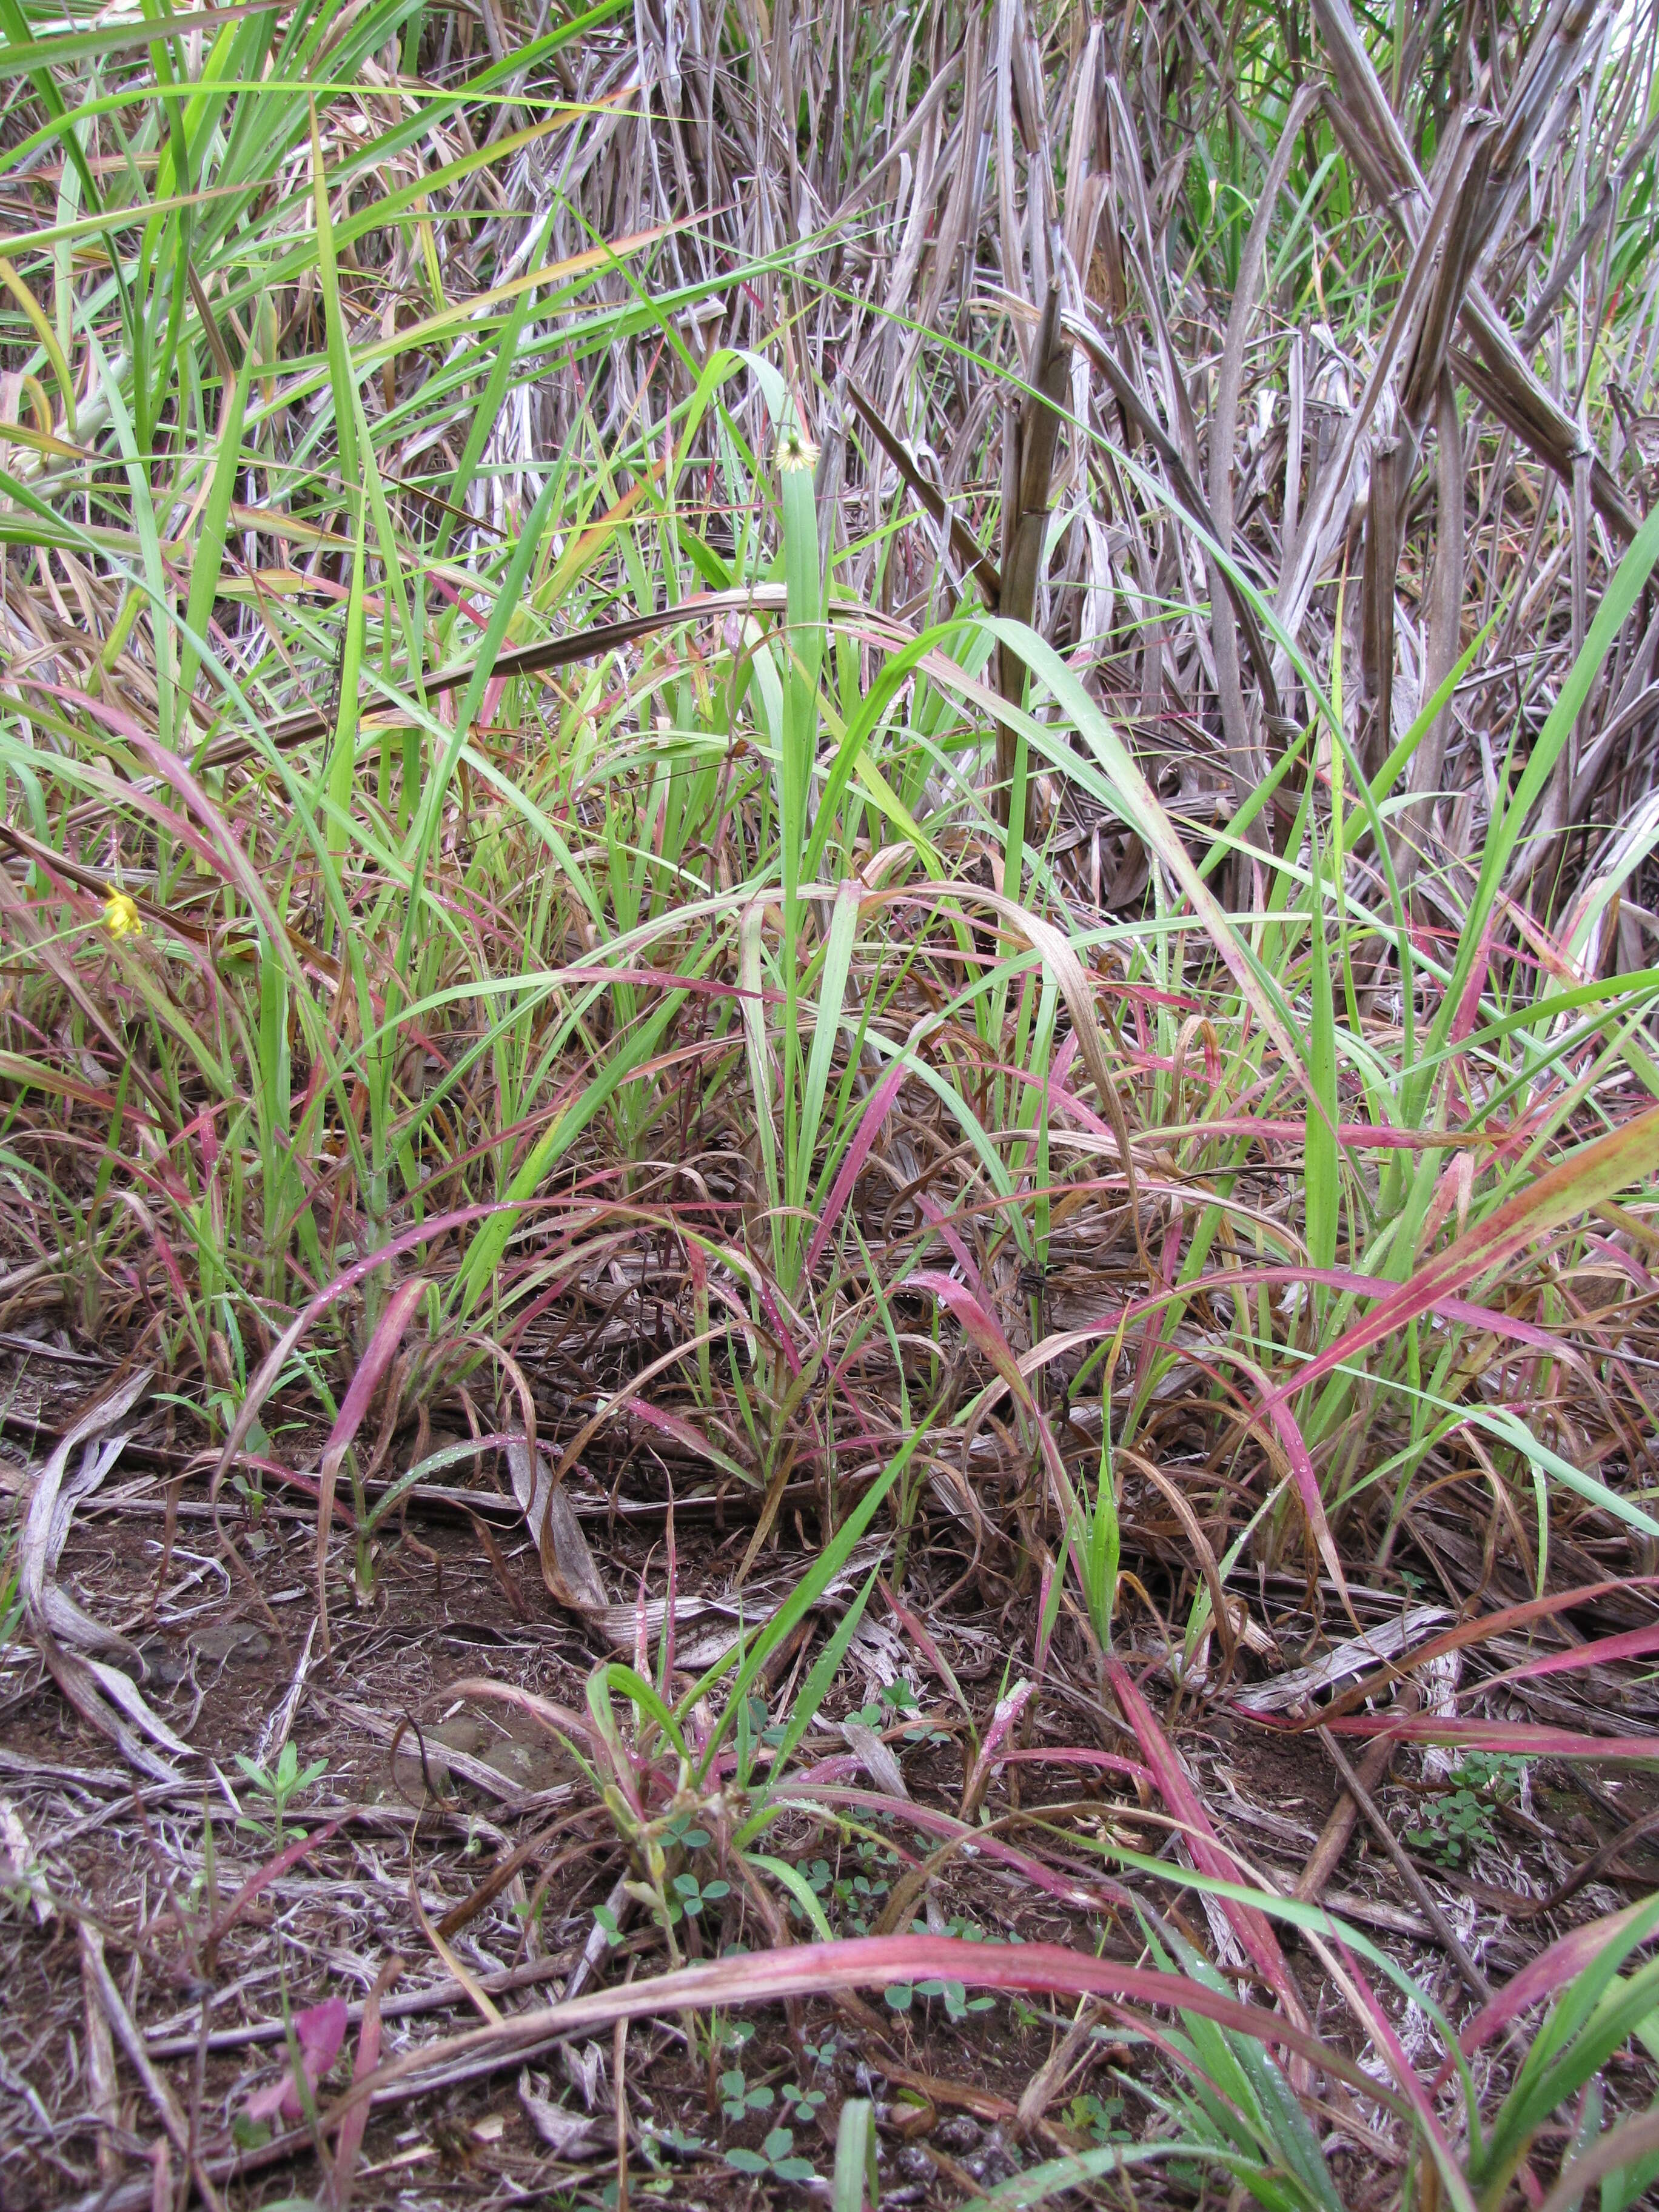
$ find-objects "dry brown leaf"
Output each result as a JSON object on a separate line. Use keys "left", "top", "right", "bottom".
{"left": 518, "top": 2069, "right": 608, "bottom": 2157}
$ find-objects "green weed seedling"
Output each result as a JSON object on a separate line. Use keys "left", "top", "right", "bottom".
{"left": 600, "top": 2177, "right": 670, "bottom": 2207}
{"left": 882, "top": 1974, "right": 995, "bottom": 2023}
{"left": 233, "top": 1741, "right": 327, "bottom": 1849}
{"left": 642, "top": 2120, "right": 705, "bottom": 2159}
{"left": 230, "top": 1469, "right": 268, "bottom": 1533}
{"left": 723, "top": 2124, "right": 819, "bottom": 2185}
{"left": 636, "top": 2117, "right": 706, "bottom": 2191}
{"left": 849, "top": 1677, "right": 951, "bottom": 1746}
{"left": 1404, "top": 1754, "right": 1530, "bottom": 1868}
{"left": 718, "top": 2065, "right": 774, "bottom": 2122}
{"left": 591, "top": 1902, "right": 624, "bottom": 1949}
{"left": 831, "top": 1846, "right": 891, "bottom": 1936}
{"left": 1067, "top": 2090, "right": 1131, "bottom": 2146}
{"left": 670, "top": 1869, "right": 731, "bottom": 1919}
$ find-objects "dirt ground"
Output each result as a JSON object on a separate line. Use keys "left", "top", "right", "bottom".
{"left": 4, "top": 1342, "right": 1658, "bottom": 2212}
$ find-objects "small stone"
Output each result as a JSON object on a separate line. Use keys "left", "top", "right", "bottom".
{"left": 431, "top": 1716, "right": 489, "bottom": 1756}
{"left": 192, "top": 1621, "right": 271, "bottom": 1664}
{"left": 135, "top": 1638, "right": 190, "bottom": 1687}
{"left": 935, "top": 2115, "right": 980, "bottom": 2153}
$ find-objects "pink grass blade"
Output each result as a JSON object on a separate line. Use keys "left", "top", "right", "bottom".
{"left": 207, "top": 1819, "right": 345, "bottom": 1952}
{"left": 916, "top": 1192, "right": 991, "bottom": 1305}
{"left": 326, "top": 1933, "right": 1415, "bottom": 2137}
{"left": 1105, "top": 1659, "right": 1310, "bottom": 2029}
{"left": 623, "top": 1400, "right": 752, "bottom": 1488}
{"left": 243, "top": 1996, "right": 347, "bottom": 2125}
{"left": 806, "top": 1061, "right": 908, "bottom": 1273}
{"left": 959, "top": 1679, "right": 1034, "bottom": 1820}
{"left": 315, "top": 1275, "right": 429, "bottom": 1654}
{"left": 911, "top": 1271, "right": 1034, "bottom": 1415}
{"left": 209, "top": 1202, "right": 527, "bottom": 1508}
{"left": 993, "top": 1746, "right": 1156, "bottom": 1788}
{"left": 1260, "top": 1104, "right": 1659, "bottom": 1415}
{"left": 327, "top": 1959, "right": 401, "bottom": 2211}
{"left": 1310, "top": 1716, "right": 1659, "bottom": 1760}
{"left": 880, "top": 1578, "right": 974, "bottom": 1724}
{"left": 1293, "top": 1575, "right": 1659, "bottom": 1704}
{"left": 1223, "top": 1348, "right": 1355, "bottom": 1615}
{"left": 1480, "top": 1621, "right": 1659, "bottom": 1691}
{"left": 1444, "top": 1900, "right": 1659, "bottom": 2084}
{"left": 783, "top": 1781, "right": 1130, "bottom": 1915}
{"left": 1315, "top": 1925, "right": 1478, "bottom": 2212}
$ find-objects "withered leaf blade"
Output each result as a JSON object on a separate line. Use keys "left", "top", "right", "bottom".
{"left": 538, "top": 1486, "right": 610, "bottom": 1617}
{"left": 466, "top": 1509, "right": 532, "bottom": 1622}
{"left": 19, "top": 1365, "right": 153, "bottom": 1631}
{"left": 17, "top": 1366, "right": 189, "bottom": 1781}
{"left": 518, "top": 2072, "right": 608, "bottom": 2159}
{"left": 840, "top": 1719, "right": 910, "bottom": 1801}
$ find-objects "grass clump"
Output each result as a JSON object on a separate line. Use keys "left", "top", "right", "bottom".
{"left": 4, "top": 0, "right": 1659, "bottom": 2207}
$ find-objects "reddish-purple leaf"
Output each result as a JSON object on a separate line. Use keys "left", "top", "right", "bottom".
{"left": 959, "top": 1680, "right": 1034, "bottom": 1818}
{"left": 1450, "top": 917, "right": 1494, "bottom": 1045}
{"left": 320, "top": 1279, "right": 430, "bottom": 1483}
{"left": 1448, "top": 1902, "right": 1659, "bottom": 2077}
{"left": 315, "top": 1276, "right": 430, "bottom": 1652}
{"left": 880, "top": 1578, "right": 973, "bottom": 1722}
{"left": 208, "top": 1819, "right": 343, "bottom": 1951}
{"left": 329, "top": 1962, "right": 401, "bottom": 2211}
{"left": 1283, "top": 1575, "right": 1659, "bottom": 1712}
{"left": 1106, "top": 1660, "right": 1309, "bottom": 2027}
{"left": 1227, "top": 1350, "right": 1354, "bottom": 1612}
{"left": 1169, "top": 1262, "right": 1563, "bottom": 1359}
{"left": 916, "top": 1193, "right": 990, "bottom": 1305}
{"left": 210, "top": 1204, "right": 514, "bottom": 1514}
{"left": 1316, "top": 1715, "right": 1659, "bottom": 1760}
{"left": 329, "top": 1933, "right": 1405, "bottom": 2132}
{"left": 751, "top": 1269, "right": 805, "bottom": 1378}
{"left": 1318, "top": 1926, "right": 1473, "bottom": 2204}
{"left": 805, "top": 1061, "right": 908, "bottom": 1273}
{"left": 1261, "top": 1105, "right": 1659, "bottom": 1416}
{"left": 625, "top": 1399, "right": 750, "bottom": 1486}
{"left": 1042, "top": 1031, "right": 1113, "bottom": 1140}
{"left": 994, "top": 1746, "right": 1155, "bottom": 1789}
{"left": 1585, "top": 1231, "right": 1657, "bottom": 1290}
{"left": 243, "top": 1996, "right": 348, "bottom": 2124}
{"left": 1482, "top": 1620, "right": 1659, "bottom": 1691}
{"left": 788, "top": 1783, "right": 1128, "bottom": 1915}
{"left": 912, "top": 1271, "right": 1033, "bottom": 1415}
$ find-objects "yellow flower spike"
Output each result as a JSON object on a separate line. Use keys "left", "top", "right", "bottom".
{"left": 776, "top": 424, "right": 819, "bottom": 476}
{"left": 102, "top": 888, "right": 142, "bottom": 940}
